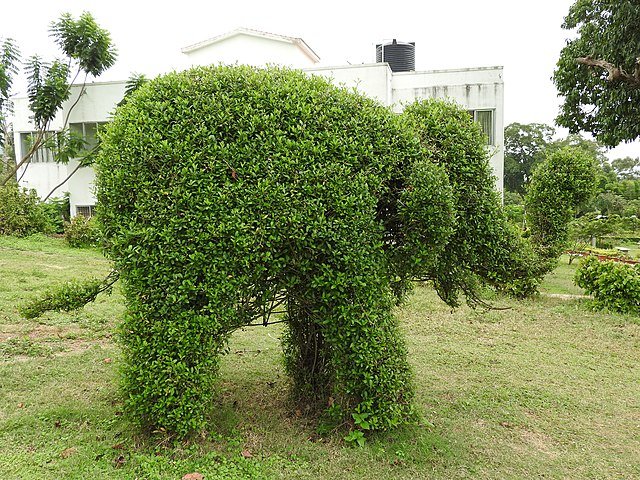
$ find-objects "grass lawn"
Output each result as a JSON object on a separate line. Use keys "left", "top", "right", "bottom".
{"left": 538, "top": 255, "right": 585, "bottom": 296}
{"left": 1, "top": 235, "right": 639, "bottom": 479}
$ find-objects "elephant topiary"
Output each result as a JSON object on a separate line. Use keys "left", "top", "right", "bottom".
{"left": 97, "top": 65, "right": 455, "bottom": 436}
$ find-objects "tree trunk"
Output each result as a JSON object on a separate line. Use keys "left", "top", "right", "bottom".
{"left": 1, "top": 122, "right": 17, "bottom": 184}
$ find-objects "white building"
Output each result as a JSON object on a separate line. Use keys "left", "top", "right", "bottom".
{"left": 181, "top": 27, "right": 320, "bottom": 69}
{"left": 13, "top": 82, "right": 126, "bottom": 216}
{"left": 13, "top": 28, "right": 503, "bottom": 216}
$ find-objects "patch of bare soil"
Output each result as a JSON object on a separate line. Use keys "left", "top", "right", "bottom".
{"left": 542, "top": 293, "right": 591, "bottom": 300}
{"left": 519, "top": 428, "right": 560, "bottom": 458}
{"left": 0, "top": 324, "right": 86, "bottom": 341}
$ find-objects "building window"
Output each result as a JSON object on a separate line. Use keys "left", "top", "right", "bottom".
{"left": 75, "top": 205, "right": 95, "bottom": 218}
{"left": 19, "top": 132, "right": 56, "bottom": 163}
{"left": 69, "top": 122, "right": 106, "bottom": 151}
{"left": 468, "top": 110, "right": 495, "bottom": 145}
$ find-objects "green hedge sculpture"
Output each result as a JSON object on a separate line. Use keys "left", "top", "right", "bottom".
{"left": 97, "top": 66, "right": 455, "bottom": 436}
{"left": 97, "top": 65, "right": 595, "bottom": 437}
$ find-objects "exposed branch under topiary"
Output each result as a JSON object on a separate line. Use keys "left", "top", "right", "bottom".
{"left": 19, "top": 270, "right": 118, "bottom": 319}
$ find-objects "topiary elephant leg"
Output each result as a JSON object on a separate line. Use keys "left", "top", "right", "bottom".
{"left": 282, "top": 294, "right": 331, "bottom": 407}
{"left": 283, "top": 249, "right": 415, "bottom": 431}
{"left": 319, "top": 284, "right": 415, "bottom": 431}
{"left": 118, "top": 283, "right": 233, "bottom": 437}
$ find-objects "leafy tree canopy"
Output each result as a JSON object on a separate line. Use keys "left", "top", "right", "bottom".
{"left": 504, "top": 122, "right": 555, "bottom": 194}
{"left": 553, "top": 0, "right": 640, "bottom": 146}
{"left": 0, "top": 38, "right": 19, "bottom": 116}
{"left": 504, "top": 124, "right": 610, "bottom": 196}
{"left": 50, "top": 12, "right": 117, "bottom": 77}
{"left": 611, "top": 156, "right": 640, "bottom": 180}
{"left": 1, "top": 11, "right": 117, "bottom": 187}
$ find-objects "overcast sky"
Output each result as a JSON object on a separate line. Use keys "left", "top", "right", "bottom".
{"left": 2, "top": 0, "right": 637, "bottom": 159}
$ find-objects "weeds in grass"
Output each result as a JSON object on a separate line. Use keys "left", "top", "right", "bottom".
{"left": 0, "top": 337, "right": 54, "bottom": 357}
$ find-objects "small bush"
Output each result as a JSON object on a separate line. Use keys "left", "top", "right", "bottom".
{"left": 64, "top": 215, "right": 100, "bottom": 247}
{"left": 503, "top": 190, "right": 524, "bottom": 206}
{"left": 0, "top": 183, "right": 53, "bottom": 236}
{"left": 575, "top": 256, "right": 640, "bottom": 314}
{"left": 595, "top": 238, "right": 614, "bottom": 250}
{"left": 42, "top": 194, "right": 70, "bottom": 234}
{"left": 580, "top": 246, "right": 627, "bottom": 259}
{"left": 504, "top": 204, "right": 525, "bottom": 228}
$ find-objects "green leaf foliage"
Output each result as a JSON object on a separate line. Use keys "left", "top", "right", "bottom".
{"left": 0, "top": 37, "right": 19, "bottom": 114}
{"left": 97, "top": 66, "right": 458, "bottom": 437}
{"left": 504, "top": 122, "right": 555, "bottom": 194}
{"left": 42, "top": 194, "right": 70, "bottom": 234}
{"left": 117, "top": 72, "right": 149, "bottom": 107}
{"left": 50, "top": 12, "right": 117, "bottom": 77}
{"left": 19, "top": 277, "right": 110, "bottom": 319}
{"left": 64, "top": 214, "right": 100, "bottom": 248}
{"left": 575, "top": 256, "right": 640, "bottom": 314}
{"left": 526, "top": 146, "right": 598, "bottom": 262}
{"left": 25, "top": 56, "right": 71, "bottom": 129}
{"left": 403, "top": 99, "right": 541, "bottom": 302}
{"left": 553, "top": 0, "right": 640, "bottom": 146}
{"left": 0, "top": 183, "right": 53, "bottom": 236}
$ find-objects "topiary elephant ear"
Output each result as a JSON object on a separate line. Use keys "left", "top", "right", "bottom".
{"left": 96, "top": 65, "right": 449, "bottom": 436}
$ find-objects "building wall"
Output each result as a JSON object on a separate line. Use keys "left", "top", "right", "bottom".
{"left": 393, "top": 67, "right": 504, "bottom": 192}
{"left": 17, "top": 162, "right": 67, "bottom": 199}
{"left": 14, "top": 81, "right": 126, "bottom": 213}
{"left": 184, "top": 34, "right": 316, "bottom": 69}
{"left": 14, "top": 54, "right": 504, "bottom": 215}
{"left": 306, "top": 63, "right": 393, "bottom": 105}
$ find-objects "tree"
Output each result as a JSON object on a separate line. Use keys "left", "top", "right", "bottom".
{"left": 611, "top": 156, "right": 640, "bottom": 180}
{"left": 504, "top": 122, "right": 555, "bottom": 194}
{"left": 526, "top": 146, "right": 598, "bottom": 261}
{"left": 553, "top": 0, "right": 640, "bottom": 146}
{"left": 0, "top": 12, "right": 116, "bottom": 189}
{"left": 0, "top": 38, "right": 19, "bottom": 181}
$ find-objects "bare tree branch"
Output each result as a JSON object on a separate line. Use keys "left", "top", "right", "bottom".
{"left": 576, "top": 56, "right": 640, "bottom": 88}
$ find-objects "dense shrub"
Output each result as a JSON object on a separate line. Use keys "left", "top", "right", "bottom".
{"left": 64, "top": 214, "right": 100, "bottom": 247}
{"left": 503, "top": 190, "right": 524, "bottom": 206}
{"left": 402, "top": 99, "right": 541, "bottom": 301}
{"left": 504, "top": 204, "right": 525, "bottom": 228}
{"left": 97, "top": 66, "right": 456, "bottom": 437}
{"left": 42, "top": 194, "right": 70, "bottom": 234}
{"left": 575, "top": 256, "right": 640, "bottom": 314}
{"left": 0, "top": 183, "right": 52, "bottom": 236}
{"left": 526, "top": 146, "right": 597, "bottom": 261}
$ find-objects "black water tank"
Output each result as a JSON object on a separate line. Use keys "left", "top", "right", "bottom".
{"left": 376, "top": 39, "right": 415, "bottom": 72}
